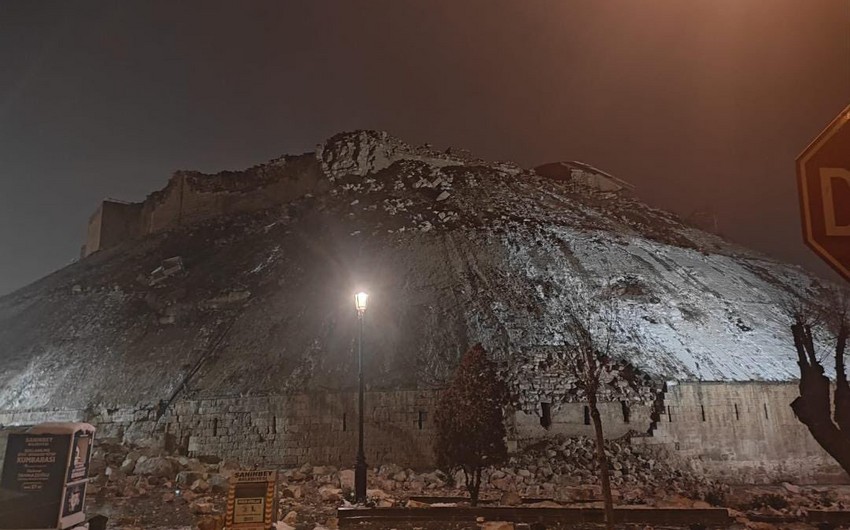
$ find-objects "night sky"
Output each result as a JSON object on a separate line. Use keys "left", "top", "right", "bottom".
{"left": 1, "top": 1, "right": 848, "bottom": 295}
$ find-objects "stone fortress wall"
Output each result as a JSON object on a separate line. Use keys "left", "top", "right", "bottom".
{"left": 81, "top": 130, "right": 460, "bottom": 257}
{"left": 0, "top": 382, "right": 842, "bottom": 484}
{"left": 80, "top": 136, "right": 630, "bottom": 258}
{"left": 84, "top": 200, "right": 144, "bottom": 257}
{"left": 82, "top": 154, "right": 326, "bottom": 257}
{"left": 636, "top": 382, "right": 845, "bottom": 484}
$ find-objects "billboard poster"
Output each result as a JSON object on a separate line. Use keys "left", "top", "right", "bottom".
{"left": 66, "top": 430, "right": 93, "bottom": 483}
{"left": 0, "top": 433, "right": 71, "bottom": 529}
{"left": 62, "top": 481, "right": 87, "bottom": 518}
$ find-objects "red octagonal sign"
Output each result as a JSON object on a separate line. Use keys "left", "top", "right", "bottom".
{"left": 797, "top": 104, "right": 850, "bottom": 282}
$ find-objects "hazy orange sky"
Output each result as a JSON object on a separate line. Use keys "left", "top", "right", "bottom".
{"left": 0, "top": 1, "right": 848, "bottom": 294}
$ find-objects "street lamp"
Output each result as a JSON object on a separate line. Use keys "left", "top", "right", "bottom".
{"left": 354, "top": 291, "right": 368, "bottom": 504}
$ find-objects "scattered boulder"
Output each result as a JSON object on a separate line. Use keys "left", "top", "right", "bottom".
{"left": 289, "top": 470, "right": 308, "bottom": 481}
{"left": 338, "top": 469, "right": 355, "bottom": 491}
{"left": 209, "top": 474, "right": 230, "bottom": 493}
{"left": 119, "top": 456, "right": 137, "bottom": 474}
{"left": 133, "top": 456, "right": 177, "bottom": 479}
{"left": 191, "top": 478, "right": 210, "bottom": 493}
{"left": 313, "top": 465, "right": 336, "bottom": 475}
{"left": 197, "top": 515, "right": 224, "bottom": 530}
{"left": 189, "top": 500, "right": 216, "bottom": 514}
{"left": 782, "top": 482, "right": 801, "bottom": 494}
{"left": 491, "top": 477, "right": 512, "bottom": 491}
{"left": 367, "top": 488, "right": 392, "bottom": 500}
{"left": 379, "top": 463, "right": 403, "bottom": 477}
{"left": 421, "top": 471, "right": 446, "bottom": 488}
{"left": 176, "top": 470, "right": 204, "bottom": 485}
{"left": 319, "top": 486, "right": 342, "bottom": 503}
{"left": 500, "top": 491, "right": 522, "bottom": 506}
{"left": 218, "top": 459, "right": 241, "bottom": 477}
{"left": 283, "top": 510, "right": 298, "bottom": 525}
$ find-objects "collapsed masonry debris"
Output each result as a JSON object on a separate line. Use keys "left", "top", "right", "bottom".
{"left": 82, "top": 435, "right": 850, "bottom": 530}
{"left": 148, "top": 256, "right": 185, "bottom": 286}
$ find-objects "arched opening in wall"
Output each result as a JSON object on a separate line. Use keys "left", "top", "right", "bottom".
{"left": 418, "top": 410, "right": 427, "bottom": 430}
{"left": 734, "top": 403, "right": 740, "bottom": 421}
{"left": 764, "top": 403, "right": 769, "bottom": 420}
{"left": 620, "top": 401, "right": 630, "bottom": 423}
{"left": 343, "top": 413, "right": 347, "bottom": 432}
{"left": 701, "top": 405, "right": 706, "bottom": 422}
{"left": 212, "top": 418, "right": 218, "bottom": 437}
{"left": 272, "top": 416, "right": 277, "bottom": 435}
{"left": 667, "top": 405, "right": 673, "bottom": 422}
{"left": 540, "top": 402, "right": 552, "bottom": 429}
{"left": 583, "top": 405, "right": 590, "bottom": 426}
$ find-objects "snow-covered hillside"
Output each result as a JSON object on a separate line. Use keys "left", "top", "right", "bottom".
{"left": 0, "top": 131, "right": 830, "bottom": 411}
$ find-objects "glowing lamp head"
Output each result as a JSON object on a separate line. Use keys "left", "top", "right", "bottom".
{"left": 354, "top": 291, "right": 369, "bottom": 314}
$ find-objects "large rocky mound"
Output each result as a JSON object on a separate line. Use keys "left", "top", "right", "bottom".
{"left": 0, "top": 131, "right": 826, "bottom": 411}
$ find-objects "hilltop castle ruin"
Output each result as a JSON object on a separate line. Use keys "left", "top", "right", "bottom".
{"left": 0, "top": 131, "right": 841, "bottom": 484}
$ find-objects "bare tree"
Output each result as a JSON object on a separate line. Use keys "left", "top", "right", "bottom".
{"left": 544, "top": 286, "right": 649, "bottom": 530}
{"left": 559, "top": 295, "right": 617, "bottom": 530}
{"left": 788, "top": 288, "right": 850, "bottom": 474}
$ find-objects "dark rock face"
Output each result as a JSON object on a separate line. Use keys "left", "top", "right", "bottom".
{"left": 0, "top": 131, "right": 826, "bottom": 412}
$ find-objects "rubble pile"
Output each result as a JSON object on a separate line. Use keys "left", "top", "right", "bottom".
{"left": 506, "top": 436, "right": 728, "bottom": 506}
{"left": 78, "top": 435, "right": 850, "bottom": 529}
{"left": 725, "top": 482, "right": 850, "bottom": 522}
{"left": 85, "top": 438, "right": 229, "bottom": 528}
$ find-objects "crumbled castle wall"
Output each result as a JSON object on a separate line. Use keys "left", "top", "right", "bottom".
{"left": 534, "top": 161, "right": 634, "bottom": 194}
{"left": 83, "top": 153, "right": 325, "bottom": 255}
{"left": 503, "top": 347, "right": 660, "bottom": 443}
{"left": 141, "top": 154, "right": 326, "bottom": 235}
{"left": 317, "top": 130, "right": 471, "bottom": 180}
{"left": 82, "top": 130, "right": 504, "bottom": 255}
{"left": 83, "top": 200, "right": 143, "bottom": 257}
{"left": 512, "top": 400, "right": 654, "bottom": 442}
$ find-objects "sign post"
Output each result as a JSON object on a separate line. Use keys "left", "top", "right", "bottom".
{"left": 797, "top": 104, "right": 850, "bottom": 282}
{"left": 225, "top": 469, "right": 278, "bottom": 530}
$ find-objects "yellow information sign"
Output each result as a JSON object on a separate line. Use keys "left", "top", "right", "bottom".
{"left": 225, "top": 470, "right": 277, "bottom": 530}
{"left": 234, "top": 497, "right": 265, "bottom": 523}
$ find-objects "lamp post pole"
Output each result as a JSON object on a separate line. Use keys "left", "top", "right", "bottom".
{"left": 354, "top": 292, "right": 368, "bottom": 504}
